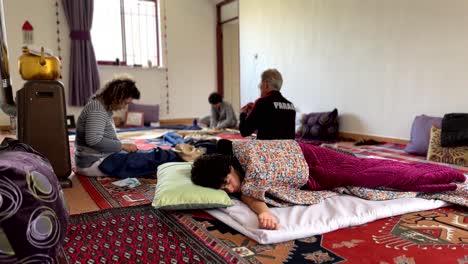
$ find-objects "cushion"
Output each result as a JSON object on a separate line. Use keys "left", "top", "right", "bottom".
{"left": 128, "top": 103, "right": 159, "bottom": 126}
{"left": 297, "top": 108, "right": 339, "bottom": 140}
{"left": 124, "top": 111, "right": 144, "bottom": 127}
{"left": 441, "top": 113, "right": 468, "bottom": 147}
{"left": 427, "top": 125, "right": 468, "bottom": 166}
{"left": 0, "top": 138, "right": 69, "bottom": 262}
{"left": 405, "top": 114, "right": 442, "bottom": 156}
{"left": 152, "top": 162, "right": 234, "bottom": 210}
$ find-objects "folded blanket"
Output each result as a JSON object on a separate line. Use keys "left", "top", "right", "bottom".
{"left": 441, "top": 113, "right": 468, "bottom": 147}
{"left": 299, "top": 143, "right": 466, "bottom": 192}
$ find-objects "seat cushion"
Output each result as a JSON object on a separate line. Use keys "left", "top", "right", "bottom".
{"left": 0, "top": 139, "right": 69, "bottom": 263}
{"left": 152, "top": 162, "right": 234, "bottom": 210}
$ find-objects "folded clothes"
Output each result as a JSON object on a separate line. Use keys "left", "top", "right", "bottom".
{"left": 163, "top": 132, "right": 185, "bottom": 146}
{"left": 111, "top": 178, "right": 142, "bottom": 188}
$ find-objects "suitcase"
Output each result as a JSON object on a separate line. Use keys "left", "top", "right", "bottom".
{"left": 17, "top": 80, "right": 72, "bottom": 183}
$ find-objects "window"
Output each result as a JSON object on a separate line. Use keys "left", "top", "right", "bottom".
{"left": 92, "top": 0, "right": 161, "bottom": 67}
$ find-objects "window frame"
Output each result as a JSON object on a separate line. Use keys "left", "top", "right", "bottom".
{"left": 95, "top": 0, "right": 161, "bottom": 67}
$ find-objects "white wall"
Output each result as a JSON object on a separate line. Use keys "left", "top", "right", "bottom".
{"left": 223, "top": 21, "right": 240, "bottom": 113}
{"left": 240, "top": 0, "right": 468, "bottom": 140}
{"left": 1, "top": 0, "right": 69, "bottom": 125}
{"left": 1, "top": 0, "right": 216, "bottom": 125}
{"left": 221, "top": 0, "right": 238, "bottom": 21}
{"left": 164, "top": 0, "right": 217, "bottom": 118}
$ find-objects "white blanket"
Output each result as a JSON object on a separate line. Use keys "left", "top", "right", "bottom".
{"left": 206, "top": 195, "right": 447, "bottom": 244}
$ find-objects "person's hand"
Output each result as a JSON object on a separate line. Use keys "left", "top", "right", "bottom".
{"left": 241, "top": 102, "right": 254, "bottom": 113}
{"left": 241, "top": 103, "right": 254, "bottom": 115}
{"left": 258, "top": 212, "right": 280, "bottom": 230}
{"left": 113, "top": 116, "right": 124, "bottom": 127}
{"left": 241, "top": 102, "right": 254, "bottom": 115}
{"left": 122, "top": 143, "right": 138, "bottom": 152}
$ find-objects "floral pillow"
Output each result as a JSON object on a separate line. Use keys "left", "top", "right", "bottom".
{"left": 427, "top": 125, "right": 468, "bottom": 166}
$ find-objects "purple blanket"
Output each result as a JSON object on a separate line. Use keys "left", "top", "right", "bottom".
{"left": 298, "top": 143, "right": 466, "bottom": 192}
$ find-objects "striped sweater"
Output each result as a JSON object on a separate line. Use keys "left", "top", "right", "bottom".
{"left": 75, "top": 98, "right": 122, "bottom": 168}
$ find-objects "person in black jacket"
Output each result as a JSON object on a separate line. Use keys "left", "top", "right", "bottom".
{"left": 239, "top": 69, "right": 296, "bottom": 139}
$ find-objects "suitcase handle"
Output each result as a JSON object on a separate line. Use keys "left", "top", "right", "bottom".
{"left": 35, "top": 91, "right": 54, "bottom": 98}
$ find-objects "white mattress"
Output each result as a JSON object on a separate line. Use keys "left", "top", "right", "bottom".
{"left": 206, "top": 195, "right": 447, "bottom": 244}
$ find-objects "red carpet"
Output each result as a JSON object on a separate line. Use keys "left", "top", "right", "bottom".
{"left": 63, "top": 205, "right": 242, "bottom": 263}
{"left": 64, "top": 206, "right": 467, "bottom": 263}
{"left": 78, "top": 176, "right": 156, "bottom": 209}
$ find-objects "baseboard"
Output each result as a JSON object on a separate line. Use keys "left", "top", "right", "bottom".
{"left": 339, "top": 131, "right": 409, "bottom": 145}
{"left": 159, "top": 118, "right": 197, "bottom": 126}
{"left": 0, "top": 125, "right": 11, "bottom": 132}
{"left": 0, "top": 126, "right": 15, "bottom": 142}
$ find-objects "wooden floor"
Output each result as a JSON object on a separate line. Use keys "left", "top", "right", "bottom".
{"left": 63, "top": 174, "right": 100, "bottom": 215}
{"left": 1, "top": 130, "right": 99, "bottom": 215}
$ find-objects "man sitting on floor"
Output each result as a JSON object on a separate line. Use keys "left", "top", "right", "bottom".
{"left": 205, "top": 92, "right": 237, "bottom": 130}
{"left": 239, "top": 68, "right": 296, "bottom": 139}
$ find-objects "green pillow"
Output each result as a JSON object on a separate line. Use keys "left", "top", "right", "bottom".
{"left": 152, "top": 162, "right": 234, "bottom": 210}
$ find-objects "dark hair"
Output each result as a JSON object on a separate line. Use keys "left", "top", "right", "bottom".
{"left": 96, "top": 77, "right": 141, "bottom": 111}
{"left": 216, "top": 139, "right": 234, "bottom": 156}
{"left": 191, "top": 154, "right": 232, "bottom": 189}
{"left": 208, "top": 92, "right": 223, "bottom": 104}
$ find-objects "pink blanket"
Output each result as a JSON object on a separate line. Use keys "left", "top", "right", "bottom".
{"left": 298, "top": 143, "right": 466, "bottom": 192}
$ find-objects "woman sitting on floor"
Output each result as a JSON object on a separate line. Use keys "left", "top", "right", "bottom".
{"left": 74, "top": 76, "right": 182, "bottom": 178}
{"left": 191, "top": 140, "right": 465, "bottom": 230}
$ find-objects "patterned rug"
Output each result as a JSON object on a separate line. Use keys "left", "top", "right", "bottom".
{"left": 182, "top": 207, "right": 467, "bottom": 263}
{"left": 64, "top": 206, "right": 467, "bottom": 263}
{"left": 78, "top": 176, "right": 157, "bottom": 209}
{"left": 63, "top": 205, "right": 242, "bottom": 264}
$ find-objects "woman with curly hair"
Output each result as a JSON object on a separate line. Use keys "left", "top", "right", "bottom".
{"left": 75, "top": 76, "right": 181, "bottom": 178}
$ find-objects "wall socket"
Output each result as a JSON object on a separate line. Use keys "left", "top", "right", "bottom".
{"left": 254, "top": 53, "right": 258, "bottom": 60}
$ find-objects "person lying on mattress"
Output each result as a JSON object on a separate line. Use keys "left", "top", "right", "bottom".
{"left": 74, "top": 76, "right": 182, "bottom": 178}
{"left": 191, "top": 140, "right": 466, "bottom": 230}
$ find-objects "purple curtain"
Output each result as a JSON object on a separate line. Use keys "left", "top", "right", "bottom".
{"left": 62, "top": 0, "right": 100, "bottom": 106}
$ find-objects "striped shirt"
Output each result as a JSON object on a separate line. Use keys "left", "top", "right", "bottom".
{"left": 74, "top": 98, "right": 122, "bottom": 168}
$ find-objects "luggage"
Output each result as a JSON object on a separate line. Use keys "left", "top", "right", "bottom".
{"left": 16, "top": 80, "right": 71, "bottom": 181}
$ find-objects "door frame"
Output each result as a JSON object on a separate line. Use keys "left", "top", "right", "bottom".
{"left": 216, "top": 0, "right": 238, "bottom": 96}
